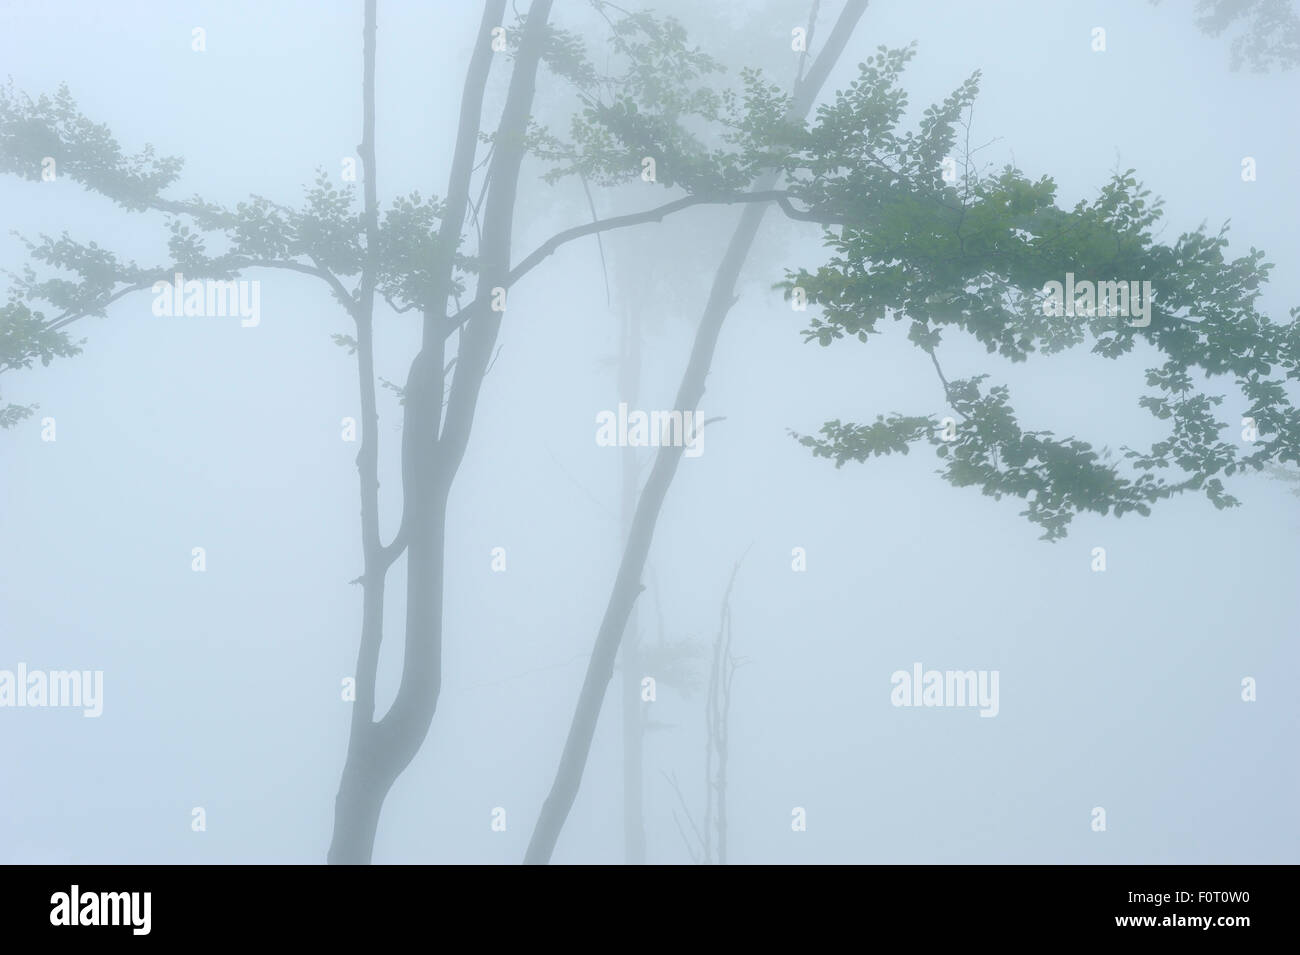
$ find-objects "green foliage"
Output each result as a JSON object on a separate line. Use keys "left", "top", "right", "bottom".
{"left": 377, "top": 190, "right": 470, "bottom": 313}
{"left": 0, "top": 80, "right": 183, "bottom": 209}
{"left": 0, "top": 91, "right": 470, "bottom": 360}
{"left": 378, "top": 376, "right": 407, "bottom": 406}
{"left": 532, "top": 6, "right": 795, "bottom": 191}
{"left": 794, "top": 413, "right": 933, "bottom": 463}
{"left": 2, "top": 13, "right": 1296, "bottom": 545}
{"left": 1179, "top": 0, "right": 1300, "bottom": 71}
{"left": 0, "top": 298, "right": 82, "bottom": 427}
{"left": 775, "top": 47, "right": 1300, "bottom": 539}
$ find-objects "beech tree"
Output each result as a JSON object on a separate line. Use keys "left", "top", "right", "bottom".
{"left": 4, "top": 1, "right": 1296, "bottom": 866}
{"left": 0, "top": 0, "right": 871, "bottom": 862}
{"left": 1165, "top": 0, "right": 1300, "bottom": 71}
{"left": 524, "top": 40, "right": 1299, "bottom": 862}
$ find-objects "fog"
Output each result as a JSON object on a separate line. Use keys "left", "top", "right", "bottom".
{"left": 1, "top": 0, "right": 1297, "bottom": 864}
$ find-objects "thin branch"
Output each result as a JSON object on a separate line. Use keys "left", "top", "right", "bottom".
{"left": 926, "top": 346, "right": 968, "bottom": 421}
{"left": 707, "top": 546, "right": 750, "bottom": 865}
{"left": 579, "top": 172, "right": 612, "bottom": 307}
{"left": 443, "top": 189, "right": 832, "bottom": 337}
{"left": 662, "top": 770, "right": 705, "bottom": 862}
{"left": 347, "top": 0, "right": 387, "bottom": 732}
{"left": 669, "top": 810, "right": 701, "bottom": 865}
{"left": 382, "top": 293, "right": 418, "bottom": 314}
{"left": 425, "top": 0, "right": 507, "bottom": 342}
{"left": 35, "top": 258, "right": 356, "bottom": 337}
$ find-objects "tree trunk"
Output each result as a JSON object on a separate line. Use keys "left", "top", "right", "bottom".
{"left": 524, "top": 0, "right": 870, "bottom": 865}
{"left": 328, "top": 727, "right": 396, "bottom": 864}
{"left": 327, "top": 0, "right": 547, "bottom": 864}
{"left": 328, "top": 489, "right": 449, "bottom": 864}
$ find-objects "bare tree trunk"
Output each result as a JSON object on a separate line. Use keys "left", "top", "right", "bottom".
{"left": 329, "top": 0, "right": 550, "bottom": 864}
{"left": 524, "top": 0, "right": 870, "bottom": 865}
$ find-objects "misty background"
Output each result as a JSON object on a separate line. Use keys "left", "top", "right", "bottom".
{"left": 1, "top": 0, "right": 1297, "bottom": 863}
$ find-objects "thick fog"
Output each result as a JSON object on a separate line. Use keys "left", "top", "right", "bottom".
{"left": 1, "top": 0, "right": 1297, "bottom": 864}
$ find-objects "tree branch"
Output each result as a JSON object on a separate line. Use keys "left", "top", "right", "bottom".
{"left": 35, "top": 257, "right": 357, "bottom": 336}
{"left": 925, "top": 346, "right": 968, "bottom": 421}
{"left": 442, "top": 188, "right": 835, "bottom": 337}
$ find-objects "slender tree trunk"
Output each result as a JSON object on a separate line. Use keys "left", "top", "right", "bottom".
{"left": 329, "top": 0, "right": 391, "bottom": 864}
{"left": 330, "top": 726, "right": 391, "bottom": 864}
{"left": 328, "top": 0, "right": 547, "bottom": 864}
{"left": 329, "top": 488, "right": 450, "bottom": 863}
{"left": 524, "top": 0, "right": 870, "bottom": 865}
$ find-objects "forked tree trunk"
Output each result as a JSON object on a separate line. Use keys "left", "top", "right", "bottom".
{"left": 328, "top": 0, "right": 550, "bottom": 864}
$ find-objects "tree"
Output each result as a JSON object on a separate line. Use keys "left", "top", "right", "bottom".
{"left": 524, "top": 39, "right": 1299, "bottom": 861}
{"left": 779, "top": 54, "right": 1298, "bottom": 539}
{"left": 1158, "top": 0, "right": 1300, "bottom": 71}
{"left": 663, "top": 555, "right": 745, "bottom": 865}
{"left": 6, "top": 0, "right": 1293, "bottom": 866}
{"left": 0, "top": 0, "right": 867, "bottom": 863}
{"left": 524, "top": 0, "right": 871, "bottom": 862}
